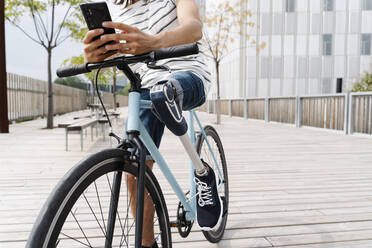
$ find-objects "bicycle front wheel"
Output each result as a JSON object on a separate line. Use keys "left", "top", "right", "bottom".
{"left": 196, "top": 125, "right": 229, "bottom": 243}
{"left": 26, "top": 148, "right": 171, "bottom": 248}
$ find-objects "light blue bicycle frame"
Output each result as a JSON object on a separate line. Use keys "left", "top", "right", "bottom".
{"left": 126, "top": 91, "right": 222, "bottom": 221}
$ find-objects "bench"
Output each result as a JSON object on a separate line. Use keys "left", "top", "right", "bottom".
{"left": 65, "top": 119, "right": 98, "bottom": 151}
{"left": 58, "top": 118, "right": 90, "bottom": 128}
{"left": 73, "top": 114, "right": 93, "bottom": 120}
{"left": 102, "top": 111, "right": 121, "bottom": 124}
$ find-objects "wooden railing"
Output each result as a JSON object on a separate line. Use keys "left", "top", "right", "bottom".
{"left": 350, "top": 92, "right": 372, "bottom": 135}
{"left": 201, "top": 92, "right": 372, "bottom": 136}
{"left": 6, "top": 73, "right": 128, "bottom": 122}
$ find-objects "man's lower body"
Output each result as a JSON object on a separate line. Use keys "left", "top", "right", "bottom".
{"left": 125, "top": 71, "right": 221, "bottom": 248}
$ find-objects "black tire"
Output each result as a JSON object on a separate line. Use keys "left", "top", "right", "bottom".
{"left": 26, "top": 148, "right": 172, "bottom": 248}
{"left": 196, "top": 125, "right": 229, "bottom": 243}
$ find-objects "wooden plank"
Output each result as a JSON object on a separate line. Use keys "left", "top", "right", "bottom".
{"left": 2, "top": 109, "right": 372, "bottom": 247}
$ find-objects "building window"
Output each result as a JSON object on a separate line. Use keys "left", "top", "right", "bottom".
{"left": 363, "top": 0, "right": 372, "bottom": 10}
{"left": 286, "top": 0, "right": 295, "bottom": 12}
{"left": 323, "top": 34, "right": 333, "bottom": 56}
{"left": 323, "top": 0, "right": 333, "bottom": 11}
{"left": 361, "top": 34, "right": 371, "bottom": 55}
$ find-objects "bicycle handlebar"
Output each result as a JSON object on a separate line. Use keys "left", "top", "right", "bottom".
{"left": 56, "top": 43, "right": 199, "bottom": 78}
{"left": 153, "top": 43, "right": 199, "bottom": 60}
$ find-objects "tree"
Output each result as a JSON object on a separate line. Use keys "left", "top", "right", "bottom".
{"left": 1, "top": 0, "right": 8, "bottom": 133}
{"left": 5, "top": 0, "right": 88, "bottom": 128}
{"left": 351, "top": 71, "right": 372, "bottom": 92}
{"left": 202, "top": 0, "right": 265, "bottom": 124}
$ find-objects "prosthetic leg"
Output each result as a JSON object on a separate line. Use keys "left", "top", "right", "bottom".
{"left": 150, "top": 79, "right": 205, "bottom": 173}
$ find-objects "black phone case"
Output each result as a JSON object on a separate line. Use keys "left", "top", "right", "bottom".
{"left": 80, "top": 2, "right": 116, "bottom": 46}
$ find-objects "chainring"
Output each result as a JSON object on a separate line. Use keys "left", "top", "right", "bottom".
{"left": 177, "top": 201, "right": 193, "bottom": 238}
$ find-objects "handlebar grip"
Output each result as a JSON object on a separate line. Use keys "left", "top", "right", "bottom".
{"left": 56, "top": 64, "right": 90, "bottom": 78}
{"left": 154, "top": 43, "right": 199, "bottom": 61}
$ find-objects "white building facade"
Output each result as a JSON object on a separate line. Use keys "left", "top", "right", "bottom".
{"left": 215, "top": 0, "right": 372, "bottom": 99}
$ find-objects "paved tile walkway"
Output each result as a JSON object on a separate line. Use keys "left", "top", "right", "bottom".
{"left": 1, "top": 108, "right": 372, "bottom": 247}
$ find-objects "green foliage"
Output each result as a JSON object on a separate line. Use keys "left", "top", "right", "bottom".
{"left": 5, "top": 0, "right": 46, "bottom": 22}
{"left": 5, "top": 0, "right": 88, "bottom": 48}
{"left": 118, "top": 85, "right": 130, "bottom": 96}
{"left": 62, "top": 9, "right": 89, "bottom": 41}
{"left": 62, "top": 54, "right": 112, "bottom": 85}
{"left": 351, "top": 71, "right": 372, "bottom": 92}
{"left": 54, "top": 76, "right": 89, "bottom": 90}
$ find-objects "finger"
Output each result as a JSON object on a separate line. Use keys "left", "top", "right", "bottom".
{"left": 102, "top": 21, "right": 138, "bottom": 33}
{"left": 102, "top": 50, "right": 118, "bottom": 59}
{"left": 83, "top": 29, "right": 104, "bottom": 44}
{"left": 105, "top": 42, "right": 132, "bottom": 52}
{"left": 84, "top": 38, "right": 111, "bottom": 53}
{"left": 100, "top": 32, "right": 136, "bottom": 43}
{"left": 93, "top": 52, "right": 118, "bottom": 63}
{"left": 92, "top": 46, "right": 110, "bottom": 57}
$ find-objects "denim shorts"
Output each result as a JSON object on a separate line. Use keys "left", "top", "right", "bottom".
{"left": 125, "top": 71, "right": 206, "bottom": 160}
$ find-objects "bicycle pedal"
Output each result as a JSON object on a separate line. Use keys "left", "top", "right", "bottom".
{"left": 170, "top": 220, "right": 179, "bottom": 228}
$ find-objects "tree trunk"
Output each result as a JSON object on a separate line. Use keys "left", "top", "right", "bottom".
{"left": 46, "top": 48, "right": 54, "bottom": 129}
{"left": 0, "top": 1, "right": 8, "bottom": 133}
{"left": 215, "top": 61, "right": 221, "bottom": 124}
{"left": 113, "top": 68, "right": 117, "bottom": 111}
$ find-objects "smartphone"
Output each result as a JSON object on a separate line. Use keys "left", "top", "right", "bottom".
{"left": 80, "top": 2, "right": 116, "bottom": 48}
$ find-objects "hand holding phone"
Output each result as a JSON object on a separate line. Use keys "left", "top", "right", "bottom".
{"left": 80, "top": 2, "right": 116, "bottom": 48}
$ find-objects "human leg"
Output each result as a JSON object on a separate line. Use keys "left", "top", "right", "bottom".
{"left": 165, "top": 72, "right": 223, "bottom": 230}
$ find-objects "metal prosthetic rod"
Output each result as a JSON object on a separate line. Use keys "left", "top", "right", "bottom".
{"left": 179, "top": 134, "right": 205, "bottom": 173}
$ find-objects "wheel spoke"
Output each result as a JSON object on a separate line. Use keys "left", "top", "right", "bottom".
{"left": 70, "top": 210, "right": 93, "bottom": 247}
{"left": 120, "top": 174, "right": 134, "bottom": 248}
{"left": 60, "top": 232, "right": 92, "bottom": 248}
{"left": 106, "top": 173, "right": 126, "bottom": 245}
{"left": 45, "top": 158, "right": 169, "bottom": 248}
{"left": 82, "top": 193, "right": 107, "bottom": 237}
{"left": 94, "top": 181, "right": 107, "bottom": 234}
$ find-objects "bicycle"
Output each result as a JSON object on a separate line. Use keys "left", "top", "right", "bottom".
{"left": 26, "top": 43, "right": 229, "bottom": 248}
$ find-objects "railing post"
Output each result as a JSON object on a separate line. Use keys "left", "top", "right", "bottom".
{"left": 265, "top": 97, "right": 270, "bottom": 122}
{"left": 213, "top": 99, "right": 217, "bottom": 114}
{"left": 296, "top": 96, "right": 302, "bottom": 128}
{"left": 344, "top": 93, "right": 349, "bottom": 135}
{"left": 348, "top": 93, "right": 354, "bottom": 135}
{"left": 244, "top": 99, "right": 248, "bottom": 119}
{"left": 229, "top": 99, "right": 232, "bottom": 117}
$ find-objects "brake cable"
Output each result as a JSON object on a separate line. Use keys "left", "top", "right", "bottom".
{"left": 94, "top": 62, "right": 121, "bottom": 143}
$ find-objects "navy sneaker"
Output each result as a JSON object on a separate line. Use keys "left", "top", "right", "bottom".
{"left": 194, "top": 162, "right": 223, "bottom": 231}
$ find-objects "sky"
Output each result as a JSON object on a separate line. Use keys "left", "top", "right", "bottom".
{"left": 5, "top": 1, "right": 121, "bottom": 82}
{"left": 5, "top": 18, "right": 83, "bottom": 82}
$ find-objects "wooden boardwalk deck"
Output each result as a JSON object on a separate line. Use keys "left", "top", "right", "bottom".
{"left": 1, "top": 108, "right": 372, "bottom": 247}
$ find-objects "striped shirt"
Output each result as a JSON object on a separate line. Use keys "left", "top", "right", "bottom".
{"left": 112, "top": 0, "right": 211, "bottom": 94}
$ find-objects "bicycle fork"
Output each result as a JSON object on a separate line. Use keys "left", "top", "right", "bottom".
{"left": 132, "top": 134, "right": 147, "bottom": 248}
{"left": 104, "top": 131, "right": 146, "bottom": 248}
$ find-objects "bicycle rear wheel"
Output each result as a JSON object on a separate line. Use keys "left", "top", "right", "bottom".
{"left": 26, "top": 148, "right": 171, "bottom": 248}
{"left": 196, "top": 125, "right": 229, "bottom": 243}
